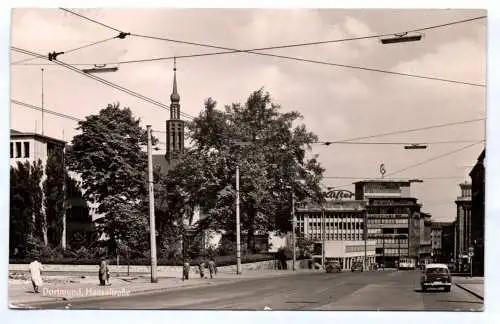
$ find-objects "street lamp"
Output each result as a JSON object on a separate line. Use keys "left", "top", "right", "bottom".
{"left": 82, "top": 65, "right": 119, "bottom": 74}
{"left": 404, "top": 144, "right": 428, "bottom": 150}
{"left": 380, "top": 32, "right": 423, "bottom": 44}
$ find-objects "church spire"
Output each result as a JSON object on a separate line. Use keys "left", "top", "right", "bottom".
{"left": 170, "top": 57, "right": 180, "bottom": 107}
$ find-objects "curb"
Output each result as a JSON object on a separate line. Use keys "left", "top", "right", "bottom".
{"left": 454, "top": 283, "right": 484, "bottom": 300}
{"left": 10, "top": 270, "right": 313, "bottom": 308}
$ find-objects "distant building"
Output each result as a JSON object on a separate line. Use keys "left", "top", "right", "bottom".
{"left": 469, "top": 149, "right": 485, "bottom": 276}
{"left": 454, "top": 182, "right": 472, "bottom": 271}
{"left": 431, "top": 221, "right": 455, "bottom": 263}
{"left": 296, "top": 197, "right": 376, "bottom": 270}
{"left": 354, "top": 180, "right": 421, "bottom": 268}
{"left": 419, "top": 212, "right": 432, "bottom": 265}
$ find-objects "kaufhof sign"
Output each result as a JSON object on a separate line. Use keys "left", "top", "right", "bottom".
{"left": 323, "top": 189, "right": 355, "bottom": 200}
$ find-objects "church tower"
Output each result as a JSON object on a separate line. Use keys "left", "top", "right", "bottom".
{"left": 166, "top": 58, "right": 185, "bottom": 163}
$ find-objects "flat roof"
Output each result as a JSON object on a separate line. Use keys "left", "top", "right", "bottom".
{"left": 10, "top": 129, "right": 66, "bottom": 145}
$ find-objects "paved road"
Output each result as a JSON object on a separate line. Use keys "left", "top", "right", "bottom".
{"left": 35, "top": 270, "right": 483, "bottom": 310}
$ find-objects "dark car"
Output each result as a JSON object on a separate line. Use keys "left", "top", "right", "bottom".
{"left": 420, "top": 264, "right": 452, "bottom": 292}
{"left": 351, "top": 262, "right": 363, "bottom": 272}
{"left": 325, "top": 261, "right": 342, "bottom": 273}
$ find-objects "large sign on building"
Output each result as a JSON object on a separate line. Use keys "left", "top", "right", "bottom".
{"left": 324, "top": 189, "right": 355, "bottom": 200}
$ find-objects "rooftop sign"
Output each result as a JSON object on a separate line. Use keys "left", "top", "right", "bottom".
{"left": 324, "top": 189, "right": 355, "bottom": 200}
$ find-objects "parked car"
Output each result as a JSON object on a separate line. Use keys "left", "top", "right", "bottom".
{"left": 325, "top": 260, "right": 342, "bottom": 273}
{"left": 351, "top": 262, "right": 363, "bottom": 272}
{"left": 420, "top": 263, "right": 452, "bottom": 292}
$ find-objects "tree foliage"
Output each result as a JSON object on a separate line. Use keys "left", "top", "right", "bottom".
{"left": 67, "top": 103, "right": 153, "bottom": 253}
{"left": 44, "top": 148, "right": 65, "bottom": 247}
{"left": 10, "top": 160, "right": 45, "bottom": 257}
{"left": 161, "top": 89, "right": 325, "bottom": 252}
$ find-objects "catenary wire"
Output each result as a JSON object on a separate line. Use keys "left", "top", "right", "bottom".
{"left": 314, "top": 118, "right": 484, "bottom": 145}
{"left": 314, "top": 139, "right": 484, "bottom": 145}
{"left": 54, "top": 9, "right": 485, "bottom": 87}
{"left": 11, "top": 46, "right": 196, "bottom": 120}
{"left": 11, "top": 36, "right": 120, "bottom": 65}
{"left": 59, "top": 8, "right": 123, "bottom": 33}
{"left": 328, "top": 141, "right": 483, "bottom": 189}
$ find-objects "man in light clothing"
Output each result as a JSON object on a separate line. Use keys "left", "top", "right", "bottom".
{"left": 29, "top": 257, "right": 43, "bottom": 293}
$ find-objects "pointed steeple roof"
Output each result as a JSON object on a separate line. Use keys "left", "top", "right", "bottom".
{"left": 170, "top": 57, "right": 180, "bottom": 103}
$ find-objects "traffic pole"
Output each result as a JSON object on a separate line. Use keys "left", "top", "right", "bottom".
{"left": 292, "top": 192, "right": 296, "bottom": 271}
{"left": 236, "top": 165, "right": 242, "bottom": 275}
{"left": 147, "top": 125, "right": 158, "bottom": 283}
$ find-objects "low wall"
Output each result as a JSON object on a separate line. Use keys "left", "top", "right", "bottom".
{"left": 9, "top": 259, "right": 311, "bottom": 275}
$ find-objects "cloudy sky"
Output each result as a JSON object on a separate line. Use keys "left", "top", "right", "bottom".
{"left": 10, "top": 8, "right": 486, "bottom": 222}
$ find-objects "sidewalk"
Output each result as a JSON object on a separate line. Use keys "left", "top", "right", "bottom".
{"left": 9, "top": 269, "right": 316, "bottom": 307}
{"left": 452, "top": 276, "right": 484, "bottom": 300}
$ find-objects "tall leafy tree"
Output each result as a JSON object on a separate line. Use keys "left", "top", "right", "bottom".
{"left": 30, "top": 160, "right": 46, "bottom": 246}
{"left": 164, "top": 89, "right": 325, "bottom": 252}
{"left": 9, "top": 159, "right": 46, "bottom": 256}
{"left": 67, "top": 103, "right": 153, "bottom": 253}
{"left": 44, "top": 148, "right": 65, "bottom": 247}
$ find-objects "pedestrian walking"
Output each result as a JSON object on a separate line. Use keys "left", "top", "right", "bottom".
{"left": 208, "top": 259, "right": 217, "bottom": 279}
{"left": 199, "top": 259, "right": 206, "bottom": 279}
{"left": 99, "top": 258, "right": 109, "bottom": 286}
{"left": 182, "top": 261, "right": 190, "bottom": 281}
{"left": 29, "top": 257, "right": 43, "bottom": 293}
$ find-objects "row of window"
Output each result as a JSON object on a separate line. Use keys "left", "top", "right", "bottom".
{"left": 376, "top": 248, "right": 409, "bottom": 255}
{"left": 307, "top": 234, "right": 363, "bottom": 241}
{"left": 367, "top": 218, "right": 408, "bottom": 224}
{"left": 10, "top": 141, "right": 30, "bottom": 158}
{"left": 345, "top": 245, "right": 376, "bottom": 253}
{"left": 375, "top": 238, "right": 408, "bottom": 245}
{"left": 305, "top": 222, "right": 365, "bottom": 230}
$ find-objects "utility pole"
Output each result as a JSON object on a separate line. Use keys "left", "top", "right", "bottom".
{"left": 61, "top": 142, "right": 67, "bottom": 251}
{"left": 292, "top": 191, "right": 296, "bottom": 271}
{"left": 363, "top": 211, "right": 367, "bottom": 270}
{"left": 147, "top": 125, "right": 158, "bottom": 283}
{"left": 321, "top": 208, "right": 326, "bottom": 268}
{"left": 236, "top": 165, "right": 242, "bottom": 275}
{"left": 41, "top": 68, "right": 44, "bottom": 135}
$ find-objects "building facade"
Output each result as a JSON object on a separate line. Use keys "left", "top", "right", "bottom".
{"left": 454, "top": 182, "right": 472, "bottom": 270}
{"left": 354, "top": 180, "right": 421, "bottom": 267}
{"left": 419, "top": 212, "right": 433, "bottom": 265}
{"left": 469, "top": 149, "right": 485, "bottom": 276}
{"left": 296, "top": 197, "right": 376, "bottom": 270}
{"left": 430, "top": 221, "right": 455, "bottom": 263}
{"left": 10, "top": 130, "right": 66, "bottom": 169}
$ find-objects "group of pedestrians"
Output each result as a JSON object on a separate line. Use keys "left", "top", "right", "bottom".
{"left": 183, "top": 258, "right": 217, "bottom": 281}
{"left": 26, "top": 255, "right": 218, "bottom": 293}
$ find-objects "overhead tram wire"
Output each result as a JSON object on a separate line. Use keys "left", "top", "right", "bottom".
{"left": 385, "top": 140, "right": 484, "bottom": 178}
{"left": 11, "top": 46, "right": 196, "bottom": 121}
{"left": 12, "top": 99, "right": 83, "bottom": 122}
{"left": 314, "top": 139, "right": 484, "bottom": 146}
{"left": 328, "top": 141, "right": 484, "bottom": 190}
{"left": 11, "top": 36, "right": 121, "bottom": 65}
{"left": 58, "top": 9, "right": 485, "bottom": 87}
{"left": 11, "top": 98, "right": 482, "bottom": 157}
{"left": 313, "top": 118, "right": 485, "bottom": 145}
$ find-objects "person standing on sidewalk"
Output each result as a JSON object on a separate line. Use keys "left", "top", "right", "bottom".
{"left": 182, "top": 260, "right": 190, "bottom": 281}
{"left": 99, "top": 258, "right": 109, "bottom": 286}
{"left": 208, "top": 259, "right": 217, "bottom": 279}
{"left": 199, "top": 259, "right": 206, "bottom": 279}
{"left": 29, "top": 257, "right": 44, "bottom": 293}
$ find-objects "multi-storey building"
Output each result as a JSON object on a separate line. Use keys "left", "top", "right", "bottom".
{"left": 469, "top": 149, "right": 485, "bottom": 276}
{"left": 419, "top": 212, "right": 433, "bottom": 265}
{"left": 296, "top": 196, "right": 376, "bottom": 270}
{"left": 454, "top": 182, "right": 472, "bottom": 271}
{"left": 10, "top": 129, "right": 66, "bottom": 169}
{"left": 430, "top": 221, "right": 455, "bottom": 263}
{"left": 354, "top": 180, "right": 421, "bottom": 267}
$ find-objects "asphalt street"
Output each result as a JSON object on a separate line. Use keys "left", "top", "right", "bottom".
{"left": 36, "top": 270, "right": 483, "bottom": 311}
